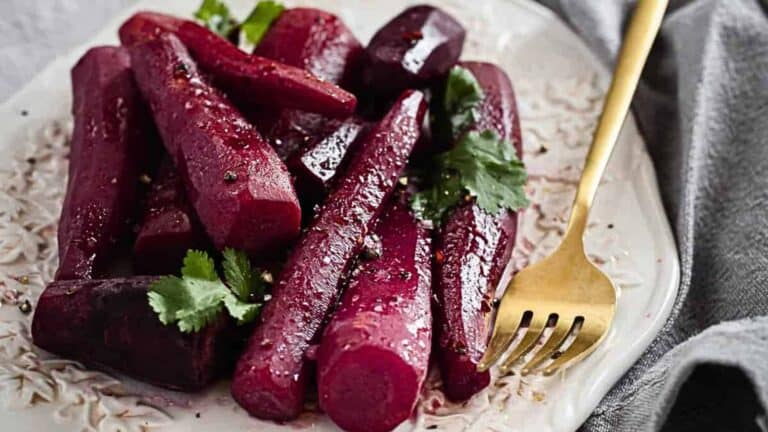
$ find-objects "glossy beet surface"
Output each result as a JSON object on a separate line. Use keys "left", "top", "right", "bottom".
{"left": 250, "top": 8, "right": 363, "bottom": 161}
{"left": 31, "top": 277, "right": 233, "bottom": 391}
{"left": 434, "top": 61, "right": 523, "bottom": 401}
{"left": 254, "top": 7, "right": 363, "bottom": 87}
{"left": 317, "top": 196, "right": 432, "bottom": 432}
{"left": 231, "top": 90, "right": 427, "bottom": 421}
{"left": 362, "top": 5, "right": 465, "bottom": 95}
{"left": 119, "top": 12, "right": 356, "bottom": 117}
{"left": 57, "top": 46, "right": 156, "bottom": 281}
{"left": 128, "top": 33, "right": 301, "bottom": 258}
{"left": 288, "top": 117, "right": 368, "bottom": 205}
{"left": 133, "top": 159, "right": 209, "bottom": 275}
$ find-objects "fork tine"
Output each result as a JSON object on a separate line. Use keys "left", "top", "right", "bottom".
{"left": 498, "top": 314, "right": 548, "bottom": 375}
{"left": 520, "top": 316, "right": 575, "bottom": 375}
{"left": 477, "top": 323, "right": 518, "bottom": 372}
{"left": 542, "top": 320, "right": 606, "bottom": 376}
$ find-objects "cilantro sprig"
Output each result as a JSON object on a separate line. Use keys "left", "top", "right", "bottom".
{"left": 411, "top": 66, "right": 529, "bottom": 223}
{"left": 148, "top": 249, "right": 269, "bottom": 333}
{"left": 194, "top": 0, "right": 284, "bottom": 45}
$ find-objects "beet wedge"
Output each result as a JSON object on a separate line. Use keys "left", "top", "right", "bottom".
{"left": 288, "top": 117, "right": 368, "bottom": 207}
{"left": 133, "top": 158, "right": 209, "bottom": 275}
{"left": 317, "top": 195, "right": 432, "bottom": 432}
{"left": 32, "top": 277, "right": 234, "bottom": 391}
{"left": 362, "top": 5, "right": 465, "bottom": 96}
{"left": 231, "top": 90, "right": 427, "bottom": 421}
{"left": 57, "top": 46, "right": 157, "bottom": 280}
{"left": 128, "top": 33, "right": 301, "bottom": 258}
{"left": 249, "top": 8, "right": 363, "bottom": 161}
{"left": 434, "top": 61, "right": 523, "bottom": 401}
{"left": 119, "top": 11, "right": 356, "bottom": 118}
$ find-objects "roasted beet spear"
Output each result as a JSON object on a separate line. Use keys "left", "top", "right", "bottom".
{"left": 231, "top": 90, "right": 427, "bottom": 421}
{"left": 362, "top": 5, "right": 465, "bottom": 95}
{"left": 56, "top": 46, "right": 156, "bottom": 281}
{"left": 434, "top": 61, "right": 523, "bottom": 401}
{"left": 119, "top": 12, "right": 356, "bottom": 117}
{"left": 133, "top": 159, "right": 209, "bottom": 275}
{"left": 254, "top": 7, "right": 363, "bottom": 87}
{"left": 32, "top": 277, "right": 233, "bottom": 391}
{"left": 317, "top": 196, "right": 432, "bottom": 432}
{"left": 250, "top": 8, "right": 363, "bottom": 161}
{"left": 128, "top": 33, "right": 301, "bottom": 258}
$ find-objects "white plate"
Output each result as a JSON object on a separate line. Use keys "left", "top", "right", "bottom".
{"left": 0, "top": 1, "right": 680, "bottom": 431}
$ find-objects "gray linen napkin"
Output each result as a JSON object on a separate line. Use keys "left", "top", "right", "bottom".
{"left": 537, "top": 0, "right": 768, "bottom": 430}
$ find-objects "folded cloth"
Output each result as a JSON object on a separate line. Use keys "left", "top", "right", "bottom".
{"left": 537, "top": 0, "right": 768, "bottom": 430}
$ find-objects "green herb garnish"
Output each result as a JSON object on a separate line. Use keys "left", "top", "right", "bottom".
{"left": 412, "top": 130, "right": 528, "bottom": 223}
{"left": 241, "top": 1, "right": 285, "bottom": 45}
{"left": 194, "top": 0, "right": 238, "bottom": 38}
{"left": 148, "top": 249, "right": 268, "bottom": 333}
{"left": 444, "top": 66, "right": 485, "bottom": 138}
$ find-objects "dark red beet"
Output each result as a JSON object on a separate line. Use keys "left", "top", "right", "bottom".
{"left": 31, "top": 277, "right": 233, "bottom": 391}
{"left": 254, "top": 7, "right": 363, "bottom": 87}
{"left": 288, "top": 117, "right": 368, "bottom": 205}
{"left": 249, "top": 8, "right": 363, "bottom": 161}
{"left": 128, "top": 33, "right": 301, "bottom": 258}
{"left": 119, "top": 12, "right": 356, "bottom": 117}
{"left": 317, "top": 196, "right": 432, "bottom": 432}
{"left": 56, "top": 46, "right": 156, "bottom": 280}
{"left": 231, "top": 90, "right": 427, "bottom": 421}
{"left": 362, "top": 5, "right": 465, "bottom": 95}
{"left": 133, "top": 159, "right": 209, "bottom": 275}
{"left": 434, "top": 61, "right": 523, "bottom": 401}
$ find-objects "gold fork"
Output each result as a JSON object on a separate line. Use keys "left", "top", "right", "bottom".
{"left": 477, "top": 0, "right": 668, "bottom": 377}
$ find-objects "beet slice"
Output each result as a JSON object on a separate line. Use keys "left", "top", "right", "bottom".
{"left": 119, "top": 11, "right": 356, "bottom": 118}
{"left": 128, "top": 33, "right": 301, "bottom": 258}
{"left": 249, "top": 8, "right": 363, "bottom": 161}
{"left": 56, "top": 46, "right": 156, "bottom": 280}
{"left": 231, "top": 90, "right": 427, "bottom": 421}
{"left": 287, "top": 117, "right": 368, "bottom": 206}
{"left": 254, "top": 7, "right": 363, "bottom": 87}
{"left": 434, "top": 61, "right": 523, "bottom": 401}
{"left": 133, "top": 158, "right": 209, "bottom": 275}
{"left": 317, "top": 195, "right": 432, "bottom": 432}
{"left": 31, "top": 277, "right": 234, "bottom": 391}
{"left": 362, "top": 5, "right": 465, "bottom": 96}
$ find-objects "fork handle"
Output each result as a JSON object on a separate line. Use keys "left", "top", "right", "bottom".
{"left": 565, "top": 0, "right": 668, "bottom": 238}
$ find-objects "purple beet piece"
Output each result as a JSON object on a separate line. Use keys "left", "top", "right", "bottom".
{"left": 288, "top": 117, "right": 368, "bottom": 205}
{"left": 56, "top": 46, "right": 157, "bottom": 281}
{"left": 128, "top": 33, "right": 301, "bottom": 258}
{"left": 133, "top": 158, "right": 209, "bottom": 275}
{"left": 119, "top": 11, "right": 357, "bottom": 118}
{"left": 434, "top": 61, "right": 523, "bottom": 401}
{"left": 31, "top": 277, "right": 234, "bottom": 391}
{"left": 231, "top": 90, "right": 427, "bottom": 421}
{"left": 362, "top": 5, "right": 465, "bottom": 96}
{"left": 317, "top": 195, "right": 432, "bottom": 432}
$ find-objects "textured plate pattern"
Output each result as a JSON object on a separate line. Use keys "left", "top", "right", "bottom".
{"left": 0, "top": 1, "right": 679, "bottom": 431}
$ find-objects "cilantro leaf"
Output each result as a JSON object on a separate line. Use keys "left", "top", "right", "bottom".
{"left": 148, "top": 249, "right": 267, "bottom": 333}
{"left": 194, "top": 0, "right": 238, "bottom": 37}
{"left": 223, "top": 247, "right": 260, "bottom": 301}
{"left": 241, "top": 1, "right": 285, "bottom": 45}
{"left": 444, "top": 66, "right": 484, "bottom": 137}
{"left": 411, "top": 130, "right": 529, "bottom": 223}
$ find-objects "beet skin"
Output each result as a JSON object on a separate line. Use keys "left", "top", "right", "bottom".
{"left": 434, "top": 61, "right": 523, "bottom": 401}
{"left": 317, "top": 196, "right": 432, "bottom": 432}
{"left": 362, "top": 5, "right": 465, "bottom": 96}
{"left": 56, "top": 46, "right": 156, "bottom": 280}
{"left": 32, "top": 277, "right": 233, "bottom": 391}
{"left": 231, "top": 90, "right": 427, "bottom": 421}
{"left": 119, "top": 11, "right": 356, "bottom": 118}
{"left": 133, "top": 158, "right": 209, "bottom": 275}
{"left": 128, "top": 33, "right": 301, "bottom": 258}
